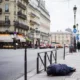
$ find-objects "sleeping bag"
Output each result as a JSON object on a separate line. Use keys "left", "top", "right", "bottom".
{"left": 47, "top": 64, "right": 76, "bottom": 76}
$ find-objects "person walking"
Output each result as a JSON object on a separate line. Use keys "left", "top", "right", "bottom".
{"left": 77, "top": 41, "right": 80, "bottom": 51}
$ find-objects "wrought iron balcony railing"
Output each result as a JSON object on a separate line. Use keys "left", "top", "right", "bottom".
{"left": 0, "top": 8, "right": 2, "bottom": 14}
{"left": 30, "top": 20, "right": 40, "bottom": 26}
{"left": 14, "top": 21, "right": 29, "bottom": 30}
{"left": 17, "top": 11, "right": 27, "bottom": 20}
{"left": 0, "top": 20, "right": 10, "bottom": 27}
{"left": 17, "top": 1, "right": 26, "bottom": 10}
{"left": 0, "top": 0, "right": 2, "bottom": 3}
{"left": 30, "top": 12, "right": 36, "bottom": 18}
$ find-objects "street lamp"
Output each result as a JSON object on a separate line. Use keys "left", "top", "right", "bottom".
{"left": 73, "top": 5, "right": 77, "bottom": 52}
{"left": 76, "top": 24, "right": 79, "bottom": 42}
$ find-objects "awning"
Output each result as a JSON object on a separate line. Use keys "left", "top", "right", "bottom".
{"left": 17, "top": 35, "right": 26, "bottom": 42}
{"left": 26, "top": 37, "right": 32, "bottom": 42}
{"left": 0, "top": 34, "right": 13, "bottom": 42}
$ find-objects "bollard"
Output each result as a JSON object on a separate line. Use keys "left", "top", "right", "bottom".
{"left": 55, "top": 46, "right": 57, "bottom": 63}
{"left": 63, "top": 44, "right": 65, "bottom": 60}
{"left": 44, "top": 52, "right": 47, "bottom": 71}
{"left": 37, "top": 53, "right": 39, "bottom": 74}
{"left": 24, "top": 46, "right": 27, "bottom": 80}
{"left": 50, "top": 51, "right": 52, "bottom": 64}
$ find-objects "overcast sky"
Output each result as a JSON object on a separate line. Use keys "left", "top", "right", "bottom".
{"left": 45, "top": 0, "right": 80, "bottom": 32}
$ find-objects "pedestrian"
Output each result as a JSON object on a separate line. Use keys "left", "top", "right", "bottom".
{"left": 77, "top": 41, "right": 80, "bottom": 51}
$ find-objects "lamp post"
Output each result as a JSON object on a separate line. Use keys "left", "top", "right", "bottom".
{"left": 76, "top": 24, "right": 79, "bottom": 42}
{"left": 73, "top": 5, "right": 77, "bottom": 52}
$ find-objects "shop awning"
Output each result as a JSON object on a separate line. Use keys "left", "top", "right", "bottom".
{"left": 17, "top": 35, "right": 26, "bottom": 42}
{"left": 26, "top": 37, "right": 32, "bottom": 42}
{"left": 0, "top": 34, "right": 13, "bottom": 42}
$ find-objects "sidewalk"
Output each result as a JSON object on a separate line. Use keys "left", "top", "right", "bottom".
{"left": 17, "top": 52, "right": 80, "bottom": 80}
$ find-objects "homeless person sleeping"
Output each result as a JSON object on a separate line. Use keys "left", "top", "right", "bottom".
{"left": 47, "top": 64, "right": 76, "bottom": 76}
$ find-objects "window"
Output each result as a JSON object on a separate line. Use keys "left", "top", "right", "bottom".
{"left": 5, "top": 16, "right": 9, "bottom": 21}
{"left": 0, "top": 0, "right": 2, "bottom": 3}
{"left": 5, "top": 4, "right": 9, "bottom": 12}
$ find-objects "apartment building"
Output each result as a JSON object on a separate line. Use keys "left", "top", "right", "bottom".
{"left": 27, "top": 0, "right": 50, "bottom": 47}
{"left": 38, "top": 0, "right": 50, "bottom": 44}
{"left": 0, "top": 0, "right": 28, "bottom": 48}
{"left": 27, "top": 0, "right": 40, "bottom": 47}
{"left": 0, "top": 0, "right": 50, "bottom": 48}
{"left": 0, "top": 0, "right": 29, "bottom": 34}
{"left": 51, "top": 31, "right": 72, "bottom": 46}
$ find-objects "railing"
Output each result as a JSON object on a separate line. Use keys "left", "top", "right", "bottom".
{"left": 36, "top": 49, "right": 57, "bottom": 73}
{"left": 17, "top": 1, "right": 26, "bottom": 10}
{"left": 36, "top": 44, "right": 70, "bottom": 74}
{"left": 0, "top": 0, "right": 2, "bottom": 3}
{"left": 17, "top": 11, "right": 27, "bottom": 20}
{"left": 0, "top": 8, "right": 2, "bottom": 14}
{"left": 14, "top": 21, "right": 29, "bottom": 30}
{"left": 0, "top": 20, "right": 10, "bottom": 27}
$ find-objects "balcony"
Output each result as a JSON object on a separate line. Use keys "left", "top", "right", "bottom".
{"left": 0, "top": 8, "right": 2, "bottom": 14}
{"left": 0, "top": 20, "right": 10, "bottom": 27}
{"left": 30, "top": 20, "right": 40, "bottom": 26}
{"left": 14, "top": 21, "right": 29, "bottom": 30}
{"left": 17, "top": 11, "right": 27, "bottom": 20}
{"left": 30, "top": 12, "right": 36, "bottom": 18}
{"left": 23, "top": 0, "right": 28, "bottom": 3}
{"left": 0, "top": 0, "right": 2, "bottom": 3}
{"left": 17, "top": 1, "right": 26, "bottom": 10}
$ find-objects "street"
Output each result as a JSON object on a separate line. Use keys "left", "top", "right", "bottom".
{"left": 0, "top": 48, "right": 69, "bottom": 80}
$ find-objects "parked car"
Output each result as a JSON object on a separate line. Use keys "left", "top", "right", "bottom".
{"left": 45, "top": 43, "right": 55, "bottom": 48}
{"left": 50, "top": 44, "right": 55, "bottom": 48}
{"left": 39, "top": 43, "right": 46, "bottom": 49}
{"left": 65, "top": 44, "right": 69, "bottom": 47}
{"left": 46, "top": 44, "right": 50, "bottom": 48}
{"left": 56, "top": 44, "right": 63, "bottom": 48}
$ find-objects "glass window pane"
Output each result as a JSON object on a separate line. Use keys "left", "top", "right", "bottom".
{"left": 5, "top": 4, "right": 9, "bottom": 12}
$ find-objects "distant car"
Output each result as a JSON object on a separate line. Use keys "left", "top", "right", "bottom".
{"left": 65, "top": 44, "right": 69, "bottom": 47}
{"left": 56, "top": 44, "right": 63, "bottom": 48}
{"left": 46, "top": 44, "right": 50, "bottom": 48}
{"left": 39, "top": 43, "right": 46, "bottom": 49}
{"left": 49, "top": 44, "right": 55, "bottom": 48}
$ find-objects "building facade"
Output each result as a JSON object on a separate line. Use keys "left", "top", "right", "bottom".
{"left": 27, "top": 0, "right": 40, "bottom": 47}
{"left": 0, "top": 0, "right": 50, "bottom": 48}
{"left": 0, "top": 0, "right": 29, "bottom": 35}
{"left": 27, "top": 0, "right": 50, "bottom": 47}
{"left": 51, "top": 31, "right": 72, "bottom": 46}
{"left": 0, "top": 0, "right": 29, "bottom": 48}
{"left": 39, "top": 0, "right": 50, "bottom": 45}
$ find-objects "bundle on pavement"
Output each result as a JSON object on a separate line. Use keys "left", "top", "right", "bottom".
{"left": 47, "top": 64, "right": 76, "bottom": 76}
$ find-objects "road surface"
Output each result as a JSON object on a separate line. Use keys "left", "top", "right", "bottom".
{"left": 0, "top": 48, "right": 69, "bottom": 80}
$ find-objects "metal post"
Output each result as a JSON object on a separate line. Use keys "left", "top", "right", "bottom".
{"left": 37, "top": 53, "right": 39, "bottom": 74}
{"left": 24, "top": 46, "right": 27, "bottom": 80}
{"left": 73, "top": 5, "right": 77, "bottom": 52}
{"left": 63, "top": 44, "right": 65, "bottom": 60}
{"left": 44, "top": 52, "right": 47, "bottom": 71}
{"left": 50, "top": 51, "right": 52, "bottom": 64}
{"left": 55, "top": 47, "right": 57, "bottom": 63}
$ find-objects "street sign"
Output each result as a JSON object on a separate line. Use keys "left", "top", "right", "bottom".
{"left": 76, "top": 34, "right": 79, "bottom": 40}
{"left": 73, "top": 28, "right": 77, "bottom": 33}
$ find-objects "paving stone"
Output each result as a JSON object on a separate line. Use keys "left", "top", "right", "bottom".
{"left": 65, "top": 78, "right": 77, "bottom": 80}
